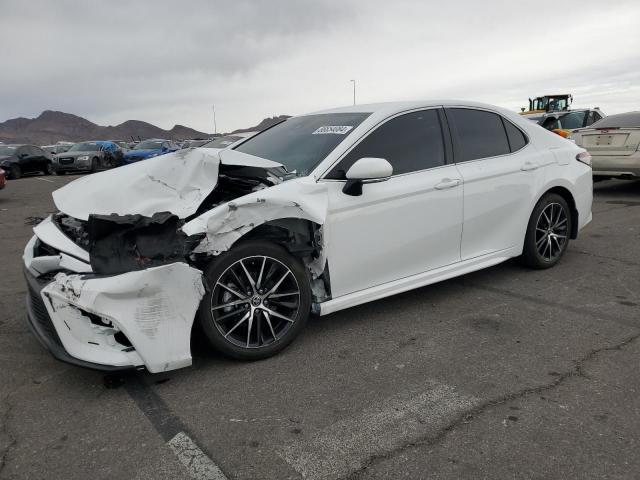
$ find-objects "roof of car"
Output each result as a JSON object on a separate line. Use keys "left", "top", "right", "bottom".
{"left": 590, "top": 111, "right": 640, "bottom": 128}
{"left": 308, "top": 100, "right": 508, "bottom": 116}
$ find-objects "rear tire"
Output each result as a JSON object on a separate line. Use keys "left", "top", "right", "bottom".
{"left": 44, "top": 162, "right": 53, "bottom": 175}
{"left": 197, "top": 240, "right": 311, "bottom": 360}
{"left": 520, "top": 193, "right": 572, "bottom": 269}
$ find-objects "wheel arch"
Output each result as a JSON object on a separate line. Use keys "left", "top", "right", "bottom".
{"left": 533, "top": 184, "right": 579, "bottom": 239}
{"left": 197, "top": 216, "right": 332, "bottom": 305}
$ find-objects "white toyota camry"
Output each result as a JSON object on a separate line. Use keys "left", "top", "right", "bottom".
{"left": 23, "top": 101, "right": 593, "bottom": 373}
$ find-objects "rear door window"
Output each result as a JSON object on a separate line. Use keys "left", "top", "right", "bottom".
{"left": 326, "top": 109, "right": 445, "bottom": 179}
{"left": 447, "top": 108, "right": 510, "bottom": 162}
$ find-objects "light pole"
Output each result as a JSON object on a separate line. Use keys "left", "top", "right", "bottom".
{"left": 350, "top": 79, "right": 356, "bottom": 105}
{"left": 212, "top": 104, "right": 217, "bottom": 135}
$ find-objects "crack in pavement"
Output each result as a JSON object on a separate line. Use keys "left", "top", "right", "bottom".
{"left": 461, "top": 281, "right": 640, "bottom": 329}
{"left": 572, "top": 249, "right": 640, "bottom": 268}
{"left": 344, "top": 331, "right": 640, "bottom": 480}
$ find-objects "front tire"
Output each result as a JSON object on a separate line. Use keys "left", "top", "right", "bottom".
{"left": 44, "top": 162, "right": 53, "bottom": 175}
{"left": 520, "top": 193, "right": 571, "bottom": 269}
{"left": 90, "top": 157, "right": 99, "bottom": 173}
{"left": 197, "top": 240, "right": 311, "bottom": 360}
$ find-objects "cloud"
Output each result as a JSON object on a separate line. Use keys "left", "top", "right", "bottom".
{"left": 1, "top": 0, "right": 638, "bottom": 132}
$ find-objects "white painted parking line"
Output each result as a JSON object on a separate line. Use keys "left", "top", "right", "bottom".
{"left": 279, "top": 380, "right": 478, "bottom": 480}
{"left": 35, "top": 177, "right": 55, "bottom": 183}
{"left": 167, "top": 432, "right": 228, "bottom": 480}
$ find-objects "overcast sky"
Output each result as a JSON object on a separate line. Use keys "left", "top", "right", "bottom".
{"left": 1, "top": 0, "right": 639, "bottom": 133}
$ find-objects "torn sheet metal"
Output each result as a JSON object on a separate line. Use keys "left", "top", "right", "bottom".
{"left": 41, "top": 262, "right": 205, "bottom": 373}
{"left": 33, "top": 215, "right": 90, "bottom": 262}
{"left": 182, "top": 179, "right": 329, "bottom": 274}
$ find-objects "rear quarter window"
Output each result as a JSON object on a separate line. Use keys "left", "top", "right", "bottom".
{"left": 503, "top": 119, "right": 528, "bottom": 152}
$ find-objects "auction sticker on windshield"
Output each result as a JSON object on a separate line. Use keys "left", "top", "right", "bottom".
{"left": 312, "top": 126, "right": 354, "bottom": 135}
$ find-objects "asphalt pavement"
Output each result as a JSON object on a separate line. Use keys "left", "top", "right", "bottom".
{"left": 0, "top": 173, "right": 638, "bottom": 480}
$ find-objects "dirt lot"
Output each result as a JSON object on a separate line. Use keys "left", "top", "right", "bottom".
{"left": 0, "top": 174, "right": 639, "bottom": 480}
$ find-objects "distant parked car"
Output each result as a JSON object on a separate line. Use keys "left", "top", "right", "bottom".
{"left": 110, "top": 140, "right": 131, "bottom": 151}
{"left": 201, "top": 132, "right": 258, "bottom": 151}
{"left": 539, "top": 109, "right": 605, "bottom": 138}
{"left": 52, "top": 141, "right": 123, "bottom": 174}
{"left": 41, "top": 144, "right": 72, "bottom": 159}
{"left": 123, "top": 139, "right": 180, "bottom": 163}
{"left": 0, "top": 144, "right": 52, "bottom": 179}
{"left": 571, "top": 111, "right": 640, "bottom": 181}
{"left": 181, "top": 139, "right": 210, "bottom": 149}
{"left": 0, "top": 168, "right": 5, "bottom": 190}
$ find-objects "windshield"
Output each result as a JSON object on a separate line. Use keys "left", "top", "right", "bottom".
{"left": 68, "top": 142, "right": 100, "bottom": 152}
{"left": 203, "top": 136, "right": 242, "bottom": 149}
{"left": 234, "top": 112, "right": 371, "bottom": 176}
{"left": 0, "top": 146, "right": 17, "bottom": 155}
{"left": 135, "top": 140, "right": 164, "bottom": 150}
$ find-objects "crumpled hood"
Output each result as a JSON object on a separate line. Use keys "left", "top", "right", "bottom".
{"left": 52, "top": 148, "right": 283, "bottom": 220}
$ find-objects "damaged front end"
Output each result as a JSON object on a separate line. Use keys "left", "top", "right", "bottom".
{"left": 57, "top": 211, "right": 203, "bottom": 275}
{"left": 24, "top": 148, "right": 330, "bottom": 372}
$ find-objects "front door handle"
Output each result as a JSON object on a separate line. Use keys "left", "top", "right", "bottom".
{"left": 521, "top": 161, "right": 540, "bottom": 171}
{"left": 435, "top": 178, "right": 461, "bottom": 190}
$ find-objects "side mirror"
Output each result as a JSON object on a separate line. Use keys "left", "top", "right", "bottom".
{"left": 343, "top": 157, "right": 393, "bottom": 196}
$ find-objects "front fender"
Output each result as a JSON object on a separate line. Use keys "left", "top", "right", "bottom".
{"left": 182, "top": 179, "right": 329, "bottom": 272}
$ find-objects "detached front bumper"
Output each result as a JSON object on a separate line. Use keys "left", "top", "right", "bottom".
{"left": 24, "top": 266, "right": 131, "bottom": 372}
{"left": 23, "top": 231, "right": 205, "bottom": 373}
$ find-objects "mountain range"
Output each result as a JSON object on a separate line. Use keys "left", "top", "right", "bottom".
{"left": 0, "top": 111, "right": 290, "bottom": 145}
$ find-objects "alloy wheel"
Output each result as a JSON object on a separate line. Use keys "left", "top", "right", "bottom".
{"left": 535, "top": 202, "right": 568, "bottom": 262}
{"left": 210, "top": 255, "right": 301, "bottom": 348}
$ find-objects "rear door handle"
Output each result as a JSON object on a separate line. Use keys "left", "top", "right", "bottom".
{"left": 521, "top": 161, "right": 540, "bottom": 171}
{"left": 435, "top": 178, "right": 461, "bottom": 190}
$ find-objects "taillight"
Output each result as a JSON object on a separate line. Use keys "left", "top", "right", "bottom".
{"left": 576, "top": 151, "right": 592, "bottom": 167}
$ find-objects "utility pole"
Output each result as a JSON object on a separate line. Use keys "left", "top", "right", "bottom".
{"left": 350, "top": 80, "right": 356, "bottom": 105}
{"left": 212, "top": 104, "right": 217, "bottom": 135}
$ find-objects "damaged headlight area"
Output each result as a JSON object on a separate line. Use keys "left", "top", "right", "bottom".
{"left": 54, "top": 211, "right": 204, "bottom": 275}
